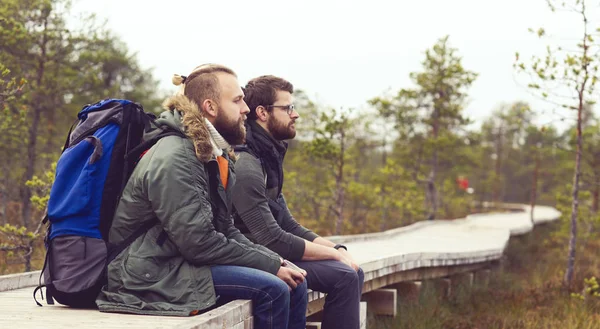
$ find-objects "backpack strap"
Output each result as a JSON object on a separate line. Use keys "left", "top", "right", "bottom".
{"left": 120, "top": 125, "right": 186, "bottom": 196}
{"left": 34, "top": 234, "right": 55, "bottom": 307}
{"left": 33, "top": 285, "right": 51, "bottom": 307}
{"left": 107, "top": 219, "right": 159, "bottom": 264}
{"left": 33, "top": 272, "right": 53, "bottom": 306}
{"left": 125, "top": 129, "right": 185, "bottom": 163}
{"left": 61, "top": 118, "right": 80, "bottom": 152}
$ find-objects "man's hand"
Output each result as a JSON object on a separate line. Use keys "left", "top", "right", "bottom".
{"left": 283, "top": 260, "right": 307, "bottom": 277}
{"left": 276, "top": 266, "right": 305, "bottom": 290}
{"left": 338, "top": 249, "right": 359, "bottom": 272}
{"left": 338, "top": 256, "right": 355, "bottom": 270}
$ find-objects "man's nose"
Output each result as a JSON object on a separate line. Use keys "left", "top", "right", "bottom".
{"left": 241, "top": 101, "right": 250, "bottom": 115}
{"left": 291, "top": 109, "right": 300, "bottom": 119}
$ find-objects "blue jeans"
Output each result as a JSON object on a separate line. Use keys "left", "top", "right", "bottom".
{"left": 210, "top": 265, "right": 307, "bottom": 329}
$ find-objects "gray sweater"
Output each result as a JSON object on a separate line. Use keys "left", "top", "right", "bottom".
{"left": 232, "top": 152, "right": 319, "bottom": 261}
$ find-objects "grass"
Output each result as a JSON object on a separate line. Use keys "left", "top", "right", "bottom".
{"left": 371, "top": 223, "right": 600, "bottom": 329}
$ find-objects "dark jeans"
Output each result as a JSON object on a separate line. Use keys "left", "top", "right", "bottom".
{"left": 210, "top": 265, "right": 307, "bottom": 329}
{"left": 294, "top": 260, "right": 365, "bottom": 329}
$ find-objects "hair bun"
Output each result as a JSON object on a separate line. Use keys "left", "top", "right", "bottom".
{"left": 172, "top": 74, "right": 187, "bottom": 86}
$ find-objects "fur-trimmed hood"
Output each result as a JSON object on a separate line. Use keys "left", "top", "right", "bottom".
{"left": 160, "top": 94, "right": 213, "bottom": 162}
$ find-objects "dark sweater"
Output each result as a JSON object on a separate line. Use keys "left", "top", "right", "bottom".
{"left": 232, "top": 123, "right": 318, "bottom": 261}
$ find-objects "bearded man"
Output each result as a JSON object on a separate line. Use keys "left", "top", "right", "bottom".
{"left": 232, "top": 75, "right": 364, "bottom": 329}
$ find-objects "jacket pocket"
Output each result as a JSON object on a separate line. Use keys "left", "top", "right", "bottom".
{"left": 124, "top": 255, "right": 169, "bottom": 283}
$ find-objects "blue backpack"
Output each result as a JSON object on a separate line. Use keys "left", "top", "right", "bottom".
{"left": 33, "top": 99, "right": 183, "bottom": 308}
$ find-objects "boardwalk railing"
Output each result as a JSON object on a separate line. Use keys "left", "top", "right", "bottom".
{"left": 0, "top": 204, "right": 561, "bottom": 329}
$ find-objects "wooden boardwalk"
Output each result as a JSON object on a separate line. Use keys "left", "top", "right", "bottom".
{"left": 0, "top": 204, "right": 561, "bottom": 329}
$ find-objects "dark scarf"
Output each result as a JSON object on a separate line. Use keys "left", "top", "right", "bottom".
{"left": 238, "top": 120, "right": 288, "bottom": 196}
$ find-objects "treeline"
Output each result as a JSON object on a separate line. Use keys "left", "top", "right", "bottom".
{"left": 0, "top": 0, "right": 164, "bottom": 271}
{"left": 283, "top": 38, "right": 582, "bottom": 237}
{"left": 0, "top": 0, "right": 598, "bottom": 285}
{"left": 0, "top": 0, "right": 163, "bottom": 227}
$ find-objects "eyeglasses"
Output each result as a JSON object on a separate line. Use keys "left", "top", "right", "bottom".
{"left": 266, "top": 104, "right": 295, "bottom": 116}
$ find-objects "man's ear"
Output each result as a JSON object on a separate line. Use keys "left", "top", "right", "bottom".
{"left": 256, "top": 105, "right": 269, "bottom": 122}
{"left": 202, "top": 99, "right": 218, "bottom": 118}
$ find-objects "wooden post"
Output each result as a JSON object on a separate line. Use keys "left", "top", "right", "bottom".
{"left": 451, "top": 272, "right": 474, "bottom": 292}
{"left": 361, "top": 288, "right": 397, "bottom": 316}
{"left": 427, "top": 278, "right": 451, "bottom": 299}
{"left": 490, "top": 257, "right": 506, "bottom": 273}
{"left": 474, "top": 269, "right": 491, "bottom": 287}
{"left": 389, "top": 281, "right": 422, "bottom": 303}
{"left": 360, "top": 301, "right": 368, "bottom": 329}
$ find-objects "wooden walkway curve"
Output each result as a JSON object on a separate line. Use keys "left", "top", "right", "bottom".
{"left": 0, "top": 204, "right": 561, "bottom": 329}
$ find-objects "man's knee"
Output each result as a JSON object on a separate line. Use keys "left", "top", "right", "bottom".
{"left": 357, "top": 267, "right": 365, "bottom": 284}
{"left": 291, "top": 280, "right": 308, "bottom": 306}
{"left": 357, "top": 267, "right": 365, "bottom": 292}
{"left": 336, "top": 264, "right": 360, "bottom": 288}
{"left": 264, "top": 276, "right": 291, "bottom": 304}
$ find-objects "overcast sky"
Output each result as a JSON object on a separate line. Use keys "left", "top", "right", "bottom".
{"left": 72, "top": 0, "right": 594, "bottom": 130}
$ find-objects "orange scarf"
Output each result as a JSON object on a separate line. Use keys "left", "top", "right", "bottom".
{"left": 216, "top": 155, "right": 229, "bottom": 189}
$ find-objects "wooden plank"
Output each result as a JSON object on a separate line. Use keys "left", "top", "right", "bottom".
{"left": 0, "top": 270, "right": 41, "bottom": 292}
{"left": 307, "top": 289, "right": 325, "bottom": 303}
{"left": 243, "top": 317, "right": 253, "bottom": 329}
{"left": 362, "top": 263, "right": 488, "bottom": 294}
{"left": 176, "top": 300, "right": 252, "bottom": 329}
{"left": 306, "top": 296, "right": 326, "bottom": 317}
{"left": 0, "top": 287, "right": 250, "bottom": 329}
{"left": 230, "top": 316, "right": 253, "bottom": 329}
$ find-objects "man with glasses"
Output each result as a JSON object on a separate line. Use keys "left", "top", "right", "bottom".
{"left": 232, "top": 75, "right": 364, "bottom": 329}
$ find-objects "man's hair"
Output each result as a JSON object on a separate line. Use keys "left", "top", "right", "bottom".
{"left": 184, "top": 64, "right": 237, "bottom": 109}
{"left": 243, "top": 75, "right": 294, "bottom": 120}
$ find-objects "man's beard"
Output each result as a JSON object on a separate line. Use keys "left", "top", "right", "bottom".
{"left": 214, "top": 112, "right": 246, "bottom": 145}
{"left": 268, "top": 117, "right": 296, "bottom": 141}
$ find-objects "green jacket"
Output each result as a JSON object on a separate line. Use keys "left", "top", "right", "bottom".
{"left": 96, "top": 95, "right": 281, "bottom": 316}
